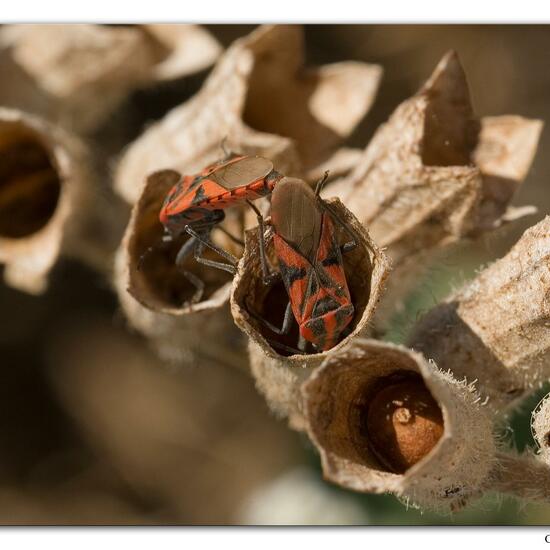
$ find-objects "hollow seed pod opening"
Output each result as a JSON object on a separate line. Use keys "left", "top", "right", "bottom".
{"left": 126, "top": 170, "right": 239, "bottom": 313}
{"left": 0, "top": 108, "right": 95, "bottom": 294}
{"left": 302, "top": 340, "right": 495, "bottom": 511}
{"left": 531, "top": 393, "right": 550, "bottom": 464}
{"left": 233, "top": 198, "right": 388, "bottom": 359}
{"left": 363, "top": 373, "right": 444, "bottom": 474}
{"left": 0, "top": 121, "right": 61, "bottom": 239}
{"left": 230, "top": 197, "right": 390, "bottom": 428}
{"left": 115, "top": 169, "right": 247, "bottom": 368}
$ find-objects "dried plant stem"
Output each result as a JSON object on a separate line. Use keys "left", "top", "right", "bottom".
{"left": 487, "top": 451, "right": 550, "bottom": 504}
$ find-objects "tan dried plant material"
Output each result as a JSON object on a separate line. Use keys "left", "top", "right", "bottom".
{"left": 115, "top": 24, "right": 382, "bottom": 205}
{"left": 409, "top": 216, "right": 550, "bottom": 413}
{"left": 0, "top": 107, "right": 99, "bottom": 294}
{"left": 484, "top": 451, "right": 550, "bottom": 505}
{"left": 0, "top": 24, "right": 221, "bottom": 134}
{"left": 230, "top": 198, "right": 390, "bottom": 430}
{"left": 301, "top": 339, "right": 496, "bottom": 512}
{"left": 476, "top": 391, "right": 550, "bottom": 505}
{"left": 142, "top": 24, "right": 222, "bottom": 81}
{"left": 532, "top": 393, "right": 550, "bottom": 464}
{"left": 327, "top": 50, "right": 542, "bottom": 318}
{"left": 114, "top": 169, "right": 246, "bottom": 366}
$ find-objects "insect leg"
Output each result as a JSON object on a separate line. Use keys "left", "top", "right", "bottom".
{"left": 246, "top": 299, "right": 294, "bottom": 336}
{"left": 265, "top": 339, "right": 307, "bottom": 356}
{"left": 298, "top": 334, "right": 309, "bottom": 353}
{"left": 314, "top": 170, "right": 358, "bottom": 253}
{"left": 314, "top": 170, "right": 330, "bottom": 196}
{"left": 245, "top": 200, "right": 280, "bottom": 286}
{"left": 220, "top": 136, "right": 233, "bottom": 160}
{"left": 318, "top": 198, "right": 358, "bottom": 254}
{"left": 187, "top": 227, "right": 238, "bottom": 275}
{"left": 175, "top": 236, "right": 205, "bottom": 304}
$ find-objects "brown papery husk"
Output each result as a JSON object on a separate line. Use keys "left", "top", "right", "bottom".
{"left": 0, "top": 107, "right": 109, "bottom": 294}
{"left": 0, "top": 24, "right": 221, "bottom": 135}
{"left": 409, "top": 216, "right": 550, "bottom": 414}
{"left": 114, "top": 169, "right": 247, "bottom": 368}
{"left": 532, "top": 393, "right": 550, "bottom": 465}
{"left": 142, "top": 24, "right": 221, "bottom": 81}
{"left": 302, "top": 339, "right": 496, "bottom": 513}
{"left": 115, "top": 24, "right": 381, "bottom": 205}
{"left": 230, "top": 198, "right": 390, "bottom": 430}
{"left": 327, "top": 50, "right": 542, "bottom": 326}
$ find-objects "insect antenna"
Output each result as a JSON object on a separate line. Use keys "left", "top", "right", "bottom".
{"left": 220, "top": 136, "right": 233, "bottom": 160}
{"left": 314, "top": 170, "right": 330, "bottom": 196}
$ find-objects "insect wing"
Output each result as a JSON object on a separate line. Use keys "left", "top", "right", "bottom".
{"left": 210, "top": 156, "right": 274, "bottom": 190}
{"left": 271, "top": 178, "right": 322, "bottom": 263}
{"left": 200, "top": 153, "right": 243, "bottom": 176}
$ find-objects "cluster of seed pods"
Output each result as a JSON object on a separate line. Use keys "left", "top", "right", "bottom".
{"left": 1, "top": 24, "right": 549, "bottom": 516}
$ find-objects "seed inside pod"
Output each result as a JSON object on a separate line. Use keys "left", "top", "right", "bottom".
{"left": 362, "top": 375, "right": 444, "bottom": 474}
{"left": 0, "top": 132, "right": 60, "bottom": 239}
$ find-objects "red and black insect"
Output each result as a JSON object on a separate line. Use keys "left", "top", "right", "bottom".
{"left": 140, "top": 153, "right": 284, "bottom": 304}
{"left": 251, "top": 174, "right": 357, "bottom": 354}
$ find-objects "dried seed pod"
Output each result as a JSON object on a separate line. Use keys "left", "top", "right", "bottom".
{"left": 141, "top": 24, "right": 221, "bottom": 81}
{"left": 0, "top": 24, "right": 220, "bottom": 134}
{"left": 327, "top": 50, "right": 542, "bottom": 321}
{"left": 484, "top": 451, "right": 550, "bottom": 504}
{"left": 305, "top": 147, "right": 363, "bottom": 186}
{"left": 301, "top": 339, "right": 495, "bottom": 512}
{"left": 409, "top": 216, "right": 550, "bottom": 412}
{"left": 115, "top": 24, "right": 381, "bottom": 204}
{"left": 114, "top": 169, "right": 246, "bottom": 367}
{"left": 532, "top": 393, "right": 550, "bottom": 464}
{"left": 0, "top": 107, "right": 104, "bottom": 294}
{"left": 473, "top": 115, "right": 543, "bottom": 232}
{"left": 230, "top": 198, "right": 390, "bottom": 429}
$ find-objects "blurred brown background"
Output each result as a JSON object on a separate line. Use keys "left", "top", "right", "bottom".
{"left": 0, "top": 25, "right": 548, "bottom": 525}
